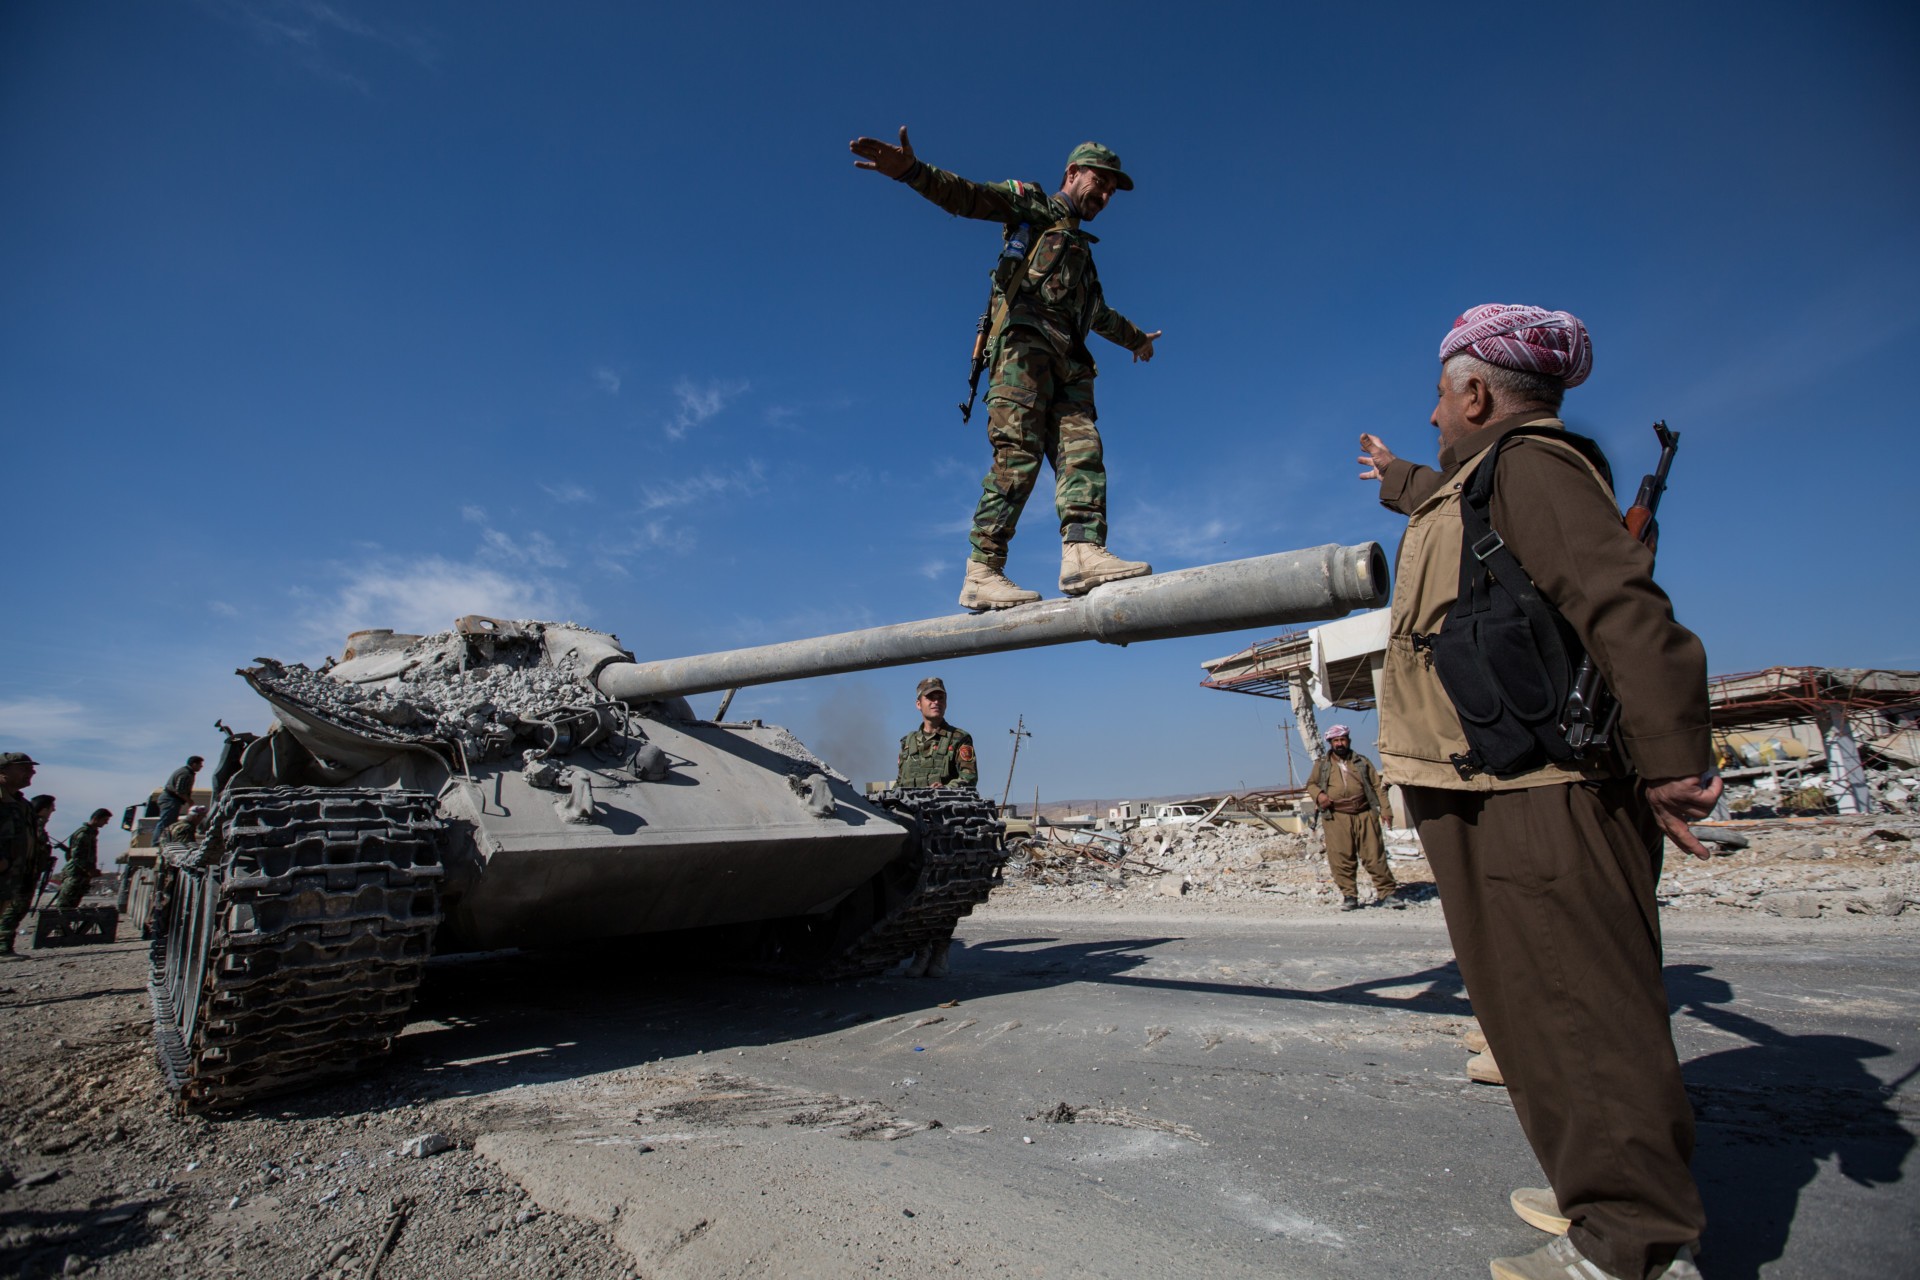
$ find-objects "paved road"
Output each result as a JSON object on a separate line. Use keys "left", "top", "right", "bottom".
{"left": 399, "top": 909, "right": 1920, "bottom": 1279}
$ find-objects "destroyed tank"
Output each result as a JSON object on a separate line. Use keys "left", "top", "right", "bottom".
{"left": 150, "top": 543, "right": 1388, "bottom": 1108}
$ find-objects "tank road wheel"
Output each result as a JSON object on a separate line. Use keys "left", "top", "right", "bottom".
{"left": 148, "top": 787, "right": 445, "bottom": 1110}
{"left": 763, "top": 787, "right": 1005, "bottom": 980}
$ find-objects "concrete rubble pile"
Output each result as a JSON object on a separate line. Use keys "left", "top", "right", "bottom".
{"left": 1002, "top": 808, "right": 1918, "bottom": 920}
{"left": 255, "top": 625, "right": 600, "bottom": 746}
{"left": 1722, "top": 763, "right": 1920, "bottom": 818}
{"left": 1004, "top": 819, "right": 1434, "bottom": 907}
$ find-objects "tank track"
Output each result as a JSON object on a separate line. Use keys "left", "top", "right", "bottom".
{"left": 149, "top": 787, "right": 444, "bottom": 1110}
{"left": 810, "top": 787, "right": 1006, "bottom": 980}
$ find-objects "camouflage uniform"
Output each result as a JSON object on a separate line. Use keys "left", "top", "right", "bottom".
{"left": 896, "top": 723, "right": 978, "bottom": 789}
{"left": 53, "top": 821, "right": 99, "bottom": 911}
{"left": 0, "top": 790, "right": 36, "bottom": 953}
{"left": 899, "top": 161, "right": 1151, "bottom": 562}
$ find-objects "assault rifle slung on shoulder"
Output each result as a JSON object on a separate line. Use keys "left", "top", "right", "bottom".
{"left": 957, "top": 221, "right": 1033, "bottom": 423}
{"left": 1562, "top": 421, "right": 1681, "bottom": 757}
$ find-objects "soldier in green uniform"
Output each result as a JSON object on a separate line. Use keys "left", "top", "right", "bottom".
{"left": 895, "top": 677, "right": 977, "bottom": 977}
{"left": 0, "top": 752, "right": 41, "bottom": 958}
{"left": 29, "top": 795, "right": 57, "bottom": 903}
{"left": 53, "top": 809, "right": 113, "bottom": 912}
{"left": 896, "top": 677, "right": 979, "bottom": 790}
{"left": 852, "top": 127, "right": 1162, "bottom": 611}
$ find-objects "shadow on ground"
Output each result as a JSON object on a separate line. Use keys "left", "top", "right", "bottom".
{"left": 240, "top": 926, "right": 1474, "bottom": 1123}
{"left": 1667, "top": 963, "right": 1915, "bottom": 1279}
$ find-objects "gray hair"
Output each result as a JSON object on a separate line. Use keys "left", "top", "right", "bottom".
{"left": 1444, "top": 353, "right": 1565, "bottom": 412}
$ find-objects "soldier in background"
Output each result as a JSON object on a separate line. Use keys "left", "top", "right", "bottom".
{"left": 896, "top": 677, "right": 978, "bottom": 792}
{"left": 152, "top": 755, "right": 202, "bottom": 840}
{"left": 1307, "top": 726, "right": 1404, "bottom": 911}
{"left": 53, "top": 809, "right": 113, "bottom": 912}
{"left": 161, "top": 804, "right": 208, "bottom": 845}
{"left": 0, "top": 752, "right": 40, "bottom": 958}
{"left": 895, "top": 676, "right": 977, "bottom": 978}
{"left": 29, "top": 795, "right": 57, "bottom": 903}
{"left": 851, "top": 127, "right": 1161, "bottom": 611}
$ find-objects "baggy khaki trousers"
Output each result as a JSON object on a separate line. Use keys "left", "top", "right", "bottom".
{"left": 1405, "top": 777, "right": 1704, "bottom": 1280}
{"left": 1323, "top": 809, "right": 1394, "bottom": 898}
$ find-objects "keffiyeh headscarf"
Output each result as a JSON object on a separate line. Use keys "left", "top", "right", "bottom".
{"left": 1439, "top": 304, "right": 1593, "bottom": 388}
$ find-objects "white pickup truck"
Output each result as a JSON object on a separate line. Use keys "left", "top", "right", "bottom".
{"left": 1138, "top": 803, "right": 1211, "bottom": 829}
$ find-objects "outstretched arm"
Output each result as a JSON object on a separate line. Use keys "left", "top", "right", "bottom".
{"left": 850, "top": 125, "right": 917, "bottom": 179}
{"left": 852, "top": 125, "right": 1052, "bottom": 223}
{"left": 1363, "top": 432, "right": 1444, "bottom": 513}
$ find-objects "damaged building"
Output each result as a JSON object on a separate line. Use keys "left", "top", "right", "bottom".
{"left": 1200, "top": 613, "right": 1920, "bottom": 820}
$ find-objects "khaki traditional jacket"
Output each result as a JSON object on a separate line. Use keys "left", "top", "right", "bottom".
{"left": 1375, "top": 415, "right": 1711, "bottom": 792}
{"left": 1307, "top": 752, "right": 1383, "bottom": 815}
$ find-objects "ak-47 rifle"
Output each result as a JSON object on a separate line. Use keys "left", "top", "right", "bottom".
{"left": 958, "top": 300, "right": 992, "bottom": 423}
{"left": 1563, "top": 421, "right": 1681, "bottom": 757}
{"left": 958, "top": 221, "right": 1033, "bottom": 423}
{"left": 32, "top": 838, "right": 69, "bottom": 911}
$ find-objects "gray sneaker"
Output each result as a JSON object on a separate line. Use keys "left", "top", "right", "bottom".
{"left": 1491, "top": 1235, "right": 1699, "bottom": 1280}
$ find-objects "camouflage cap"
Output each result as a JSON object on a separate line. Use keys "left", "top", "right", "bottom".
{"left": 1065, "top": 142, "right": 1133, "bottom": 191}
{"left": 0, "top": 751, "right": 39, "bottom": 768}
{"left": 916, "top": 677, "right": 947, "bottom": 698}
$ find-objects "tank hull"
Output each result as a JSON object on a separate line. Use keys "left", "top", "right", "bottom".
{"left": 436, "top": 718, "right": 909, "bottom": 950}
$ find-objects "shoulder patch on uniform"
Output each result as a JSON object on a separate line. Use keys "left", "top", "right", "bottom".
{"left": 957, "top": 744, "right": 975, "bottom": 762}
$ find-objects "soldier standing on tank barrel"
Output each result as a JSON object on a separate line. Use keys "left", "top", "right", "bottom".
{"left": 0, "top": 752, "right": 41, "bottom": 958}
{"left": 895, "top": 676, "right": 977, "bottom": 978}
{"left": 52, "top": 809, "right": 113, "bottom": 912}
{"left": 850, "top": 126, "right": 1162, "bottom": 612}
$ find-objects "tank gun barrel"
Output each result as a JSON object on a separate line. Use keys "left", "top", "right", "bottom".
{"left": 596, "top": 543, "right": 1388, "bottom": 704}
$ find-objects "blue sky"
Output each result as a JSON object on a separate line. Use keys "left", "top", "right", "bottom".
{"left": 5, "top": 1, "right": 1917, "bottom": 851}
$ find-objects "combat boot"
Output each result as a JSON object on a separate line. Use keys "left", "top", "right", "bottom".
{"left": 1059, "top": 542, "right": 1151, "bottom": 596}
{"left": 958, "top": 559, "right": 1041, "bottom": 612}
{"left": 925, "top": 938, "right": 952, "bottom": 979}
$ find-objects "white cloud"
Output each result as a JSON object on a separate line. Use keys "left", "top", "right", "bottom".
{"left": 593, "top": 366, "right": 622, "bottom": 395}
{"left": 0, "top": 697, "right": 95, "bottom": 745}
{"left": 302, "top": 556, "right": 579, "bottom": 642}
{"left": 639, "top": 459, "right": 766, "bottom": 512}
{"left": 541, "top": 482, "right": 595, "bottom": 505}
{"left": 664, "top": 378, "right": 749, "bottom": 442}
{"left": 462, "top": 505, "right": 568, "bottom": 569}
{"left": 199, "top": 0, "right": 441, "bottom": 92}
{"left": 1122, "top": 498, "right": 1245, "bottom": 564}
{"left": 598, "top": 519, "right": 697, "bottom": 563}
{"left": 917, "top": 558, "right": 949, "bottom": 581}
{"left": 208, "top": 600, "right": 240, "bottom": 618}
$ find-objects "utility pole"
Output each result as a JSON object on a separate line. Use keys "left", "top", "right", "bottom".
{"left": 1003, "top": 715, "right": 1032, "bottom": 810}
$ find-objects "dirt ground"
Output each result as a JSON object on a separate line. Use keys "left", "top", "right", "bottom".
{"left": 1, "top": 812, "right": 1912, "bottom": 1279}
